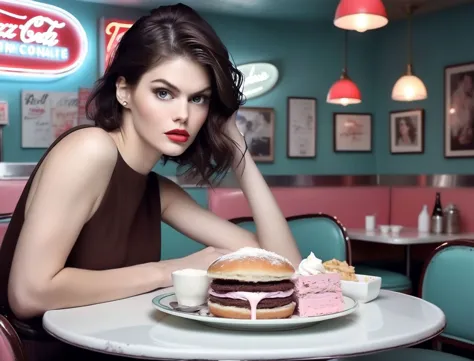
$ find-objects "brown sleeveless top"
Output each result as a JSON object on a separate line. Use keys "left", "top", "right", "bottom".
{"left": 0, "top": 125, "right": 162, "bottom": 337}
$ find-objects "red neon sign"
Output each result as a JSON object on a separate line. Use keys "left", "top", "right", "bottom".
{"left": 0, "top": 0, "right": 88, "bottom": 78}
{"left": 100, "top": 18, "right": 134, "bottom": 73}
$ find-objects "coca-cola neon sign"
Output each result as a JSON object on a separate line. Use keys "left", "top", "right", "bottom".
{"left": 100, "top": 18, "right": 134, "bottom": 74}
{"left": 0, "top": 0, "right": 88, "bottom": 78}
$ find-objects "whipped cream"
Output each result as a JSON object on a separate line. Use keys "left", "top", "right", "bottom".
{"left": 297, "top": 252, "right": 326, "bottom": 275}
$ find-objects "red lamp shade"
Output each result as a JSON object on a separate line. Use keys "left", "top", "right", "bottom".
{"left": 334, "top": 0, "right": 388, "bottom": 32}
{"left": 327, "top": 77, "right": 362, "bottom": 106}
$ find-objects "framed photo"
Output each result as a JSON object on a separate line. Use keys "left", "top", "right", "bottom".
{"left": 389, "top": 109, "right": 424, "bottom": 154}
{"left": 287, "top": 96, "right": 317, "bottom": 158}
{"left": 235, "top": 107, "right": 275, "bottom": 162}
{"left": 333, "top": 113, "right": 372, "bottom": 152}
{"left": 444, "top": 62, "right": 474, "bottom": 158}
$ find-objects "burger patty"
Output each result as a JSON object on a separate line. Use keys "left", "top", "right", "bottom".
{"left": 209, "top": 295, "right": 294, "bottom": 309}
{"left": 210, "top": 279, "right": 294, "bottom": 293}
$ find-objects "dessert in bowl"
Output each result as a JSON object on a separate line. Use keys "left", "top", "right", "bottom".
{"left": 322, "top": 257, "right": 381, "bottom": 304}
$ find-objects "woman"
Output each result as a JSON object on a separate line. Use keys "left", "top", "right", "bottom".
{"left": 396, "top": 117, "right": 416, "bottom": 146}
{"left": 0, "top": 3, "right": 301, "bottom": 360}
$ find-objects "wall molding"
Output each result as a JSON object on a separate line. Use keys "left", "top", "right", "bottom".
{"left": 1, "top": 162, "right": 474, "bottom": 188}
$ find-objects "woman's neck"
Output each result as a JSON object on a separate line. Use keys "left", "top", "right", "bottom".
{"left": 109, "top": 116, "right": 162, "bottom": 175}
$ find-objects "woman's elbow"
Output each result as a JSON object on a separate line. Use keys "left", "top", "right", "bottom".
{"left": 8, "top": 281, "right": 48, "bottom": 319}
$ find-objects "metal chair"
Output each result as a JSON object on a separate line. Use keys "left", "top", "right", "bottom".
{"left": 338, "top": 239, "right": 474, "bottom": 361}
{"left": 0, "top": 314, "right": 26, "bottom": 361}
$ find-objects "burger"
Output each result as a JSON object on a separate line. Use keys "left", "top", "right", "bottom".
{"left": 206, "top": 247, "right": 296, "bottom": 320}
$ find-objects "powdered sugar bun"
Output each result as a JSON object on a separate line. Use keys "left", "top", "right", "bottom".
{"left": 208, "top": 301, "right": 296, "bottom": 319}
{"left": 207, "top": 247, "right": 295, "bottom": 282}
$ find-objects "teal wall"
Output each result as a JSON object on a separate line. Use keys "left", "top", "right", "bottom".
{"left": 372, "top": 3, "right": 474, "bottom": 174}
{"left": 0, "top": 0, "right": 375, "bottom": 175}
{"left": 1, "top": 0, "right": 473, "bottom": 178}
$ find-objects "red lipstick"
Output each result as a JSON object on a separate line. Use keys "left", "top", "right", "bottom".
{"left": 165, "top": 129, "right": 190, "bottom": 143}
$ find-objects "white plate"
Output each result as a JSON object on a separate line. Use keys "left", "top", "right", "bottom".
{"left": 152, "top": 290, "right": 358, "bottom": 331}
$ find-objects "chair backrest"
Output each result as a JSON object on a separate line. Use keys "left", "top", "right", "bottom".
{"left": 0, "top": 315, "right": 25, "bottom": 361}
{"left": 231, "top": 213, "right": 351, "bottom": 264}
{"left": 419, "top": 240, "right": 474, "bottom": 349}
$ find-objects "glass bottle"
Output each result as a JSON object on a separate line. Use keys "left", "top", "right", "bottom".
{"left": 431, "top": 192, "right": 443, "bottom": 234}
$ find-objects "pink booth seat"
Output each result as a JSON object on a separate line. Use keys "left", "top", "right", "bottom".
{"left": 0, "top": 180, "right": 26, "bottom": 215}
{"left": 391, "top": 187, "right": 474, "bottom": 232}
{"left": 0, "top": 225, "right": 8, "bottom": 250}
{"left": 0, "top": 180, "right": 26, "bottom": 249}
{"left": 208, "top": 186, "right": 390, "bottom": 228}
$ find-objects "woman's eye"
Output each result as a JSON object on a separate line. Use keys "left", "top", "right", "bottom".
{"left": 191, "top": 96, "right": 207, "bottom": 104}
{"left": 156, "top": 90, "right": 172, "bottom": 100}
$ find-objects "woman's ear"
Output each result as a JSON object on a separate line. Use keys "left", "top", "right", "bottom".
{"left": 116, "top": 76, "right": 130, "bottom": 108}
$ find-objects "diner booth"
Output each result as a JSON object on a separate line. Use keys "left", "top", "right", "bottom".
{"left": 0, "top": 0, "right": 473, "bottom": 360}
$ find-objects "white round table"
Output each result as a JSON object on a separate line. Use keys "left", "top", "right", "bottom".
{"left": 43, "top": 289, "right": 445, "bottom": 360}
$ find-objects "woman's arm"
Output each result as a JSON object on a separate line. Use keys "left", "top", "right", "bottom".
{"left": 231, "top": 146, "right": 302, "bottom": 266}
{"left": 159, "top": 115, "right": 302, "bottom": 267}
{"left": 8, "top": 128, "right": 194, "bottom": 319}
{"left": 226, "top": 118, "right": 302, "bottom": 266}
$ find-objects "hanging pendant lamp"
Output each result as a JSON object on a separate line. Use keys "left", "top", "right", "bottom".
{"left": 391, "top": 6, "right": 427, "bottom": 101}
{"left": 327, "top": 31, "right": 361, "bottom": 106}
{"left": 334, "top": 0, "right": 388, "bottom": 32}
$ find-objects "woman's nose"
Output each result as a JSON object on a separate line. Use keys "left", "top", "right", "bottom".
{"left": 173, "top": 100, "right": 189, "bottom": 123}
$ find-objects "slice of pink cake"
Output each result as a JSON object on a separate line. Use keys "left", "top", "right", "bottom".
{"left": 293, "top": 273, "right": 344, "bottom": 317}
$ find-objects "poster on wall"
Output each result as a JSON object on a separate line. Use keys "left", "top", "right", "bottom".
{"left": 287, "top": 97, "right": 317, "bottom": 158}
{"left": 78, "top": 88, "right": 94, "bottom": 125}
{"left": 333, "top": 113, "right": 372, "bottom": 152}
{"left": 50, "top": 92, "right": 79, "bottom": 139}
{"left": 0, "top": 101, "right": 8, "bottom": 125}
{"left": 21, "top": 91, "right": 78, "bottom": 148}
{"left": 444, "top": 61, "right": 474, "bottom": 158}
{"left": 235, "top": 107, "right": 275, "bottom": 162}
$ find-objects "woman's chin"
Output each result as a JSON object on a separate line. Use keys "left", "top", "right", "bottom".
{"left": 160, "top": 144, "right": 189, "bottom": 157}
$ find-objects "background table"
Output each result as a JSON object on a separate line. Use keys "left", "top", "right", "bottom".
{"left": 43, "top": 288, "right": 446, "bottom": 360}
{"left": 347, "top": 229, "right": 474, "bottom": 276}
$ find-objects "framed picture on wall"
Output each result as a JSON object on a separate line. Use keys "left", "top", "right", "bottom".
{"left": 235, "top": 107, "right": 275, "bottom": 162}
{"left": 389, "top": 109, "right": 424, "bottom": 154}
{"left": 444, "top": 61, "right": 474, "bottom": 158}
{"left": 333, "top": 113, "right": 372, "bottom": 152}
{"left": 287, "top": 96, "right": 317, "bottom": 158}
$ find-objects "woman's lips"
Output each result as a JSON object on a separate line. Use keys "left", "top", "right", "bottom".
{"left": 166, "top": 134, "right": 189, "bottom": 143}
{"left": 165, "top": 129, "right": 190, "bottom": 143}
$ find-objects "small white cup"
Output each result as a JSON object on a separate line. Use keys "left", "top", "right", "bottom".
{"left": 172, "top": 268, "right": 210, "bottom": 307}
{"left": 365, "top": 215, "right": 376, "bottom": 231}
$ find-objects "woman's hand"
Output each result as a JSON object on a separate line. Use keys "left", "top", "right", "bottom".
{"left": 181, "top": 247, "right": 230, "bottom": 270}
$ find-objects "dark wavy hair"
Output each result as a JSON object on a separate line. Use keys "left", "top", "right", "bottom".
{"left": 86, "top": 3, "right": 246, "bottom": 186}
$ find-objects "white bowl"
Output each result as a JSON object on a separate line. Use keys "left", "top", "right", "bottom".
{"left": 390, "top": 225, "right": 403, "bottom": 235}
{"left": 379, "top": 225, "right": 390, "bottom": 234}
{"left": 340, "top": 274, "right": 382, "bottom": 303}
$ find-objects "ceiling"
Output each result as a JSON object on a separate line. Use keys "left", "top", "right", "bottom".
{"left": 74, "top": 0, "right": 474, "bottom": 21}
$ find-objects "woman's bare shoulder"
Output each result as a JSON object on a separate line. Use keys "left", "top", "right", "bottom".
{"left": 26, "top": 128, "right": 119, "bottom": 213}
{"left": 43, "top": 127, "right": 117, "bottom": 173}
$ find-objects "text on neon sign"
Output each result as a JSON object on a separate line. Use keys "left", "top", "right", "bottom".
{"left": 0, "top": 13, "right": 68, "bottom": 61}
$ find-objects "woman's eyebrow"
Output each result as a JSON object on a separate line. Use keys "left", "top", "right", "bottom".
{"left": 151, "top": 79, "right": 211, "bottom": 95}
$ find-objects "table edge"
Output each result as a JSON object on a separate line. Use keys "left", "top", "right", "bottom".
{"left": 42, "top": 308, "right": 447, "bottom": 360}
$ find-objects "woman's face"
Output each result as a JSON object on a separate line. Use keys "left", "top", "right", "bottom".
{"left": 118, "top": 56, "right": 212, "bottom": 157}
{"left": 399, "top": 119, "right": 409, "bottom": 136}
